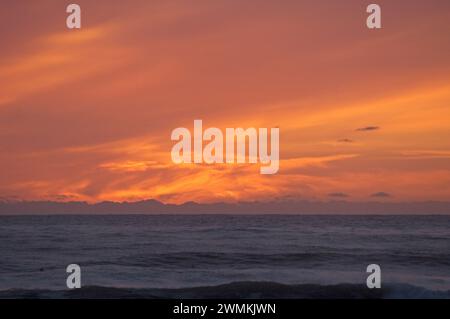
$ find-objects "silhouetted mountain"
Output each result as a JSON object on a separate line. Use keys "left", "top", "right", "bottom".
{"left": 0, "top": 199, "right": 449, "bottom": 215}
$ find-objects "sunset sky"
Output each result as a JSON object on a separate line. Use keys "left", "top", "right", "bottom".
{"left": 0, "top": 0, "right": 449, "bottom": 204}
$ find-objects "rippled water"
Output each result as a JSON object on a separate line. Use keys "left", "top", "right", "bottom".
{"left": 0, "top": 215, "right": 449, "bottom": 297}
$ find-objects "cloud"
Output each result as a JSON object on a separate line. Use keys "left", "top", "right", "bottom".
{"left": 49, "top": 194, "right": 78, "bottom": 201}
{"left": 399, "top": 150, "right": 450, "bottom": 159}
{"left": 356, "top": 126, "right": 380, "bottom": 132}
{"left": 328, "top": 192, "right": 349, "bottom": 198}
{"left": 1, "top": 1, "right": 450, "bottom": 205}
{"left": 282, "top": 154, "right": 359, "bottom": 170}
{"left": 0, "top": 24, "right": 135, "bottom": 108}
{"left": 99, "top": 160, "right": 167, "bottom": 172}
{"left": 337, "top": 139, "right": 353, "bottom": 143}
{"left": 371, "top": 192, "right": 392, "bottom": 198}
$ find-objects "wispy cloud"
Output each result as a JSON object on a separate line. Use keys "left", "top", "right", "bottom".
{"left": 282, "top": 154, "right": 359, "bottom": 170}
{"left": 0, "top": 24, "right": 133, "bottom": 107}
{"left": 399, "top": 150, "right": 450, "bottom": 159}
{"left": 356, "top": 126, "right": 380, "bottom": 132}
{"left": 337, "top": 139, "right": 354, "bottom": 143}
{"left": 371, "top": 192, "right": 392, "bottom": 198}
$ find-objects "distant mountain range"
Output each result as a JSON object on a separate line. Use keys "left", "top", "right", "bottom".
{"left": 0, "top": 199, "right": 449, "bottom": 215}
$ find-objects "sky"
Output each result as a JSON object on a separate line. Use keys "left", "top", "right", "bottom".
{"left": 0, "top": 0, "right": 449, "bottom": 204}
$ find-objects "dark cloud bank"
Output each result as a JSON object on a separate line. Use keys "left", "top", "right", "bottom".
{"left": 0, "top": 199, "right": 449, "bottom": 215}
{"left": 328, "top": 192, "right": 349, "bottom": 198}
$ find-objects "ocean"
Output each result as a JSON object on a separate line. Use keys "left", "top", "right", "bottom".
{"left": 0, "top": 215, "right": 449, "bottom": 298}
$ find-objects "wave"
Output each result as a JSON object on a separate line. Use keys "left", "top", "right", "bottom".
{"left": 1, "top": 281, "right": 449, "bottom": 299}
{"left": 92, "top": 251, "right": 450, "bottom": 269}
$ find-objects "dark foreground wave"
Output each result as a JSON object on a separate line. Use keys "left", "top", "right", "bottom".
{"left": 1, "top": 282, "right": 449, "bottom": 299}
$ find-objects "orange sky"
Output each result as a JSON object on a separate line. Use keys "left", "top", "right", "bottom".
{"left": 0, "top": 0, "right": 450, "bottom": 204}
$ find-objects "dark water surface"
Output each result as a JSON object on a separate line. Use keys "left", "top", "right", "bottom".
{"left": 0, "top": 215, "right": 449, "bottom": 298}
